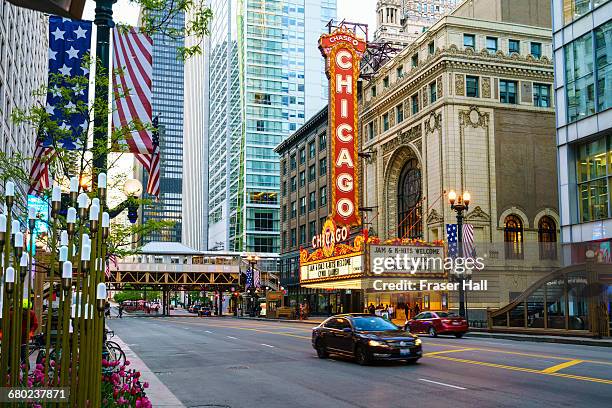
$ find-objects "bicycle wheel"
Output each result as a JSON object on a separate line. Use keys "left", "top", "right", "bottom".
{"left": 104, "top": 343, "right": 126, "bottom": 367}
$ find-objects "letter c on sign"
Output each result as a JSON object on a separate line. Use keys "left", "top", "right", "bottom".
{"left": 337, "top": 198, "right": 354, "bottom": 218}
{"left": 336, "top": 174, "right": 354, "bottom": 192}
{"left": 335, "top": 50, "right": 352, "bottom": 69}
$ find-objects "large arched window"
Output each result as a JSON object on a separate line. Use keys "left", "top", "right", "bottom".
{"left": 397, "top": 159, "right": 422, "bottom": 238}
{"left": 504, "top": 215, "right": 524, "bottom": 259}
{"left": 538, "top": 216, "right": 557, "bottom": 260}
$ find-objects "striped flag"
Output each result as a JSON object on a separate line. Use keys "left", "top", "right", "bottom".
{"left": 253, "top": 268, "right": 261, "bottom": 288}
{"left": 28, "top": 143, "right": 55, "bottom": 195}
{"left": 111, "top": 27, "right": 159, "bottom": 196}
{"left": 446, "top": 223, "right": 476, "bottom": 258}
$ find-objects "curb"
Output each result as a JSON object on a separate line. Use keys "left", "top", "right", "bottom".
{"left": 111, "top": 334, "right": 186, "bottom": 407}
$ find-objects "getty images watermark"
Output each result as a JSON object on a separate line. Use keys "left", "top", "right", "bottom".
{"left": 370, "top": 254, "right": 489, "bottom": 292}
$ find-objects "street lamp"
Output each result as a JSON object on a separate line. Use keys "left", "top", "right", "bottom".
{"left": 448, "top": 189, "right": 471, "bottom": 319}
{"left": 104, "top": 178, "right": 143, "bottom": 224}
{"left": 246, "top": 254, "right": 260, "bottom": 317}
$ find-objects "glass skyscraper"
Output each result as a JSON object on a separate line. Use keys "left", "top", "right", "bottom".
{"left": 141, "top": 11, "right": 185, "bottom": 243}
{"left": 205, "top": 0, "right": 336, "bottom": 253}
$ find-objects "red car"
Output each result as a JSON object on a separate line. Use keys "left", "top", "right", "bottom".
{"left": 404, "top": 311, "right": 468, "bottom": 338}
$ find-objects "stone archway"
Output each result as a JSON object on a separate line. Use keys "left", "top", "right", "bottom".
{"left": 383, "top": 146, "right": 422, "bottom": 239}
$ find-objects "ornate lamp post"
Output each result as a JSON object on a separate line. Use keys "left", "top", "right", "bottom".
{"left": 448, "top": 189, "right": 471, "bottom": 319}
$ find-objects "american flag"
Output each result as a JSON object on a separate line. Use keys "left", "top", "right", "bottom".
{"left": 143, "top": 117, "right": 160, "bottom": 196}
{"left": 29, "top": 16, "right": 92, "bottom": 195}
{"left": 446, "top": 223, "right": 476, "bottom": 258}
{"left": 105, "top": 253, "right": 119, "bottom": 278}
{"left": 253, "top": 268, "right": 261, "bottom": 288}
{"left": 111, "top": 27, "right": 159, "bottom": 196}
{"left": 246, "top": 267, "right": 253, "bottom": 288}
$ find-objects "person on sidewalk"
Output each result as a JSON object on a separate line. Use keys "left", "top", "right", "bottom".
{"left": 413, "top": 302, "right": 420, "bottom": 317}
{"left": 368, "top": 303, "right": 375, "bottom": 315}
{"left": 118, "top": 304, "right": 124, "bottom": 319}
{"left": 404, "top": 302, "right": 411, "bottom": 320}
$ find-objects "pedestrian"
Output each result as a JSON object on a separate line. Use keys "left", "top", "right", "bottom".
{"left": 413, "top": 302, "right": 420, "bottom": 316}
{"left": 118, "top": 304, "right": 123, "bottom": 319}
{"left": 388, "top": 304, "right": 394, "bottom": 319}
{"left": 404, "top": 302, "right": 411, "bottom": 320}
{"left": 105, "top": 301, "right": 111, "bottom": 319}
{"left": 20, "top": 299, "right": 38, "bottom": 363}
{"left": 368, "top": 303, "right": 375, "bottom": 315}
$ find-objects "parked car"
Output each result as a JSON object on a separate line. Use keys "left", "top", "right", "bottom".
{"left": 198, "top": 307, "right": 212, "bottom": 317}
{"left": 312, "top": 314, "right": 422, "bottom": 365}
{"left": 404, "top": 311, "right": 468, "bottom": 338}
{"left": 188, "top": 304, "right": 201, "bottom": 314}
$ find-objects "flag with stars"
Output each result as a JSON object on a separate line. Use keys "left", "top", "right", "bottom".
{"left": 43, "top": 16, "right": 92, "bottom": 149}
{"left": 29, "top": 16, "right": 92, "bottom": 195}
{"left": 446, "top": 223, "right": 476, "bottom": 258}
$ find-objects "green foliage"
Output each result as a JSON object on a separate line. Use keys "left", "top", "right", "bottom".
{"left": 130, "top": 0, "right": 213, "bottom": 60}
{"left": 114, "top": 289, "right": 161, "bottom": 303}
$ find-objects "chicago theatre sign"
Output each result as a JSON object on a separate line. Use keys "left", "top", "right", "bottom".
{"left": 319, "top": 28, "right": 367, "bottom": 227}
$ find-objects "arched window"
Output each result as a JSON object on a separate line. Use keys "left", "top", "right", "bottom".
{"left": 538, "top": 216, "right": 557, "bottom": 260}
{"left": 504, "top": 215, "right": 523, "bottom": 259}
{"left": 397, "top": 159, "right": 422, "bottom": 238}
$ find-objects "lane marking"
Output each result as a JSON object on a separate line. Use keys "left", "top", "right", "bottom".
{"left": 424, "top": 348, "right": 476, "bottom": 356}
{"left": 261, "top": 343, "right": 275, "bottom": 348}
{"left": 428, "top": 354, "right": 612, "bottom": 385}
{"left": 541, "top": 359, "right": 583, "bottom": 374}
{"left": 204, "top": 330, "right": 213, "bottom": 333}
{"left": 226, "top": 336, "right": 238, "bottom": 340}
{"left": 418, "top": 378, "right": 466, "bottom": 390}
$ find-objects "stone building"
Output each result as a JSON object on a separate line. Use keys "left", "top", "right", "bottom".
{"left": 360, "top": 0, "right": 559, "bottom": 321}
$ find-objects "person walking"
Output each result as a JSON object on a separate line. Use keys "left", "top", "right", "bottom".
{"left": 368, "top": 303, "right": 376, "bottom": 315}
{"left": 118, "top": 304, "right": 124, "bottom": 319}
{"left": 21, "top": 299, "right": 38, "bottom": 363}
{"left": 388, "top": 304, "right": 394, "bottom": 319}
{"left": 404, "top": 302, "right": 411, "bottom": 320}
{"left": 413, "top": 302, "right": 420, "bottom": 317}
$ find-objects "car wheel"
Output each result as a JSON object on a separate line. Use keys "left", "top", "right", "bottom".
{"left": 455, "top": 333, "right": 464, "bottom": 338}
{"left": 428, "top": 326, "right": 437, "bottom": 337}
{"left": 315, "top": 340, "right": 329, "bottom": 359}
{"left": 355, "top": 345, "right": 371, "bottom": 366}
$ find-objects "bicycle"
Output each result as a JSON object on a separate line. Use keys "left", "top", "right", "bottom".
{"left": 103, "top": 329, "right": 126, "bottom": 369}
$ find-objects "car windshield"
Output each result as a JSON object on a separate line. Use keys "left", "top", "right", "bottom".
{"left": 436, "top": 312, "right": 458, "bottom": 318}
{"left": 352, "top": 317, "right": 399, "bottom": 332}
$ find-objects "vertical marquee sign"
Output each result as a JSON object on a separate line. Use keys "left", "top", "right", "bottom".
{"left": 319, "top": 28, "right": 367, "bottom": 227}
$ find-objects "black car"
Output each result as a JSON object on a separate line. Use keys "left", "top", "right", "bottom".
{"left": 312, "top": 314, "right": 422, "bottom": 365}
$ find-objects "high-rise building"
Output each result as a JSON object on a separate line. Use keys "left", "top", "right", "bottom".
{"left": 374, "top": 0, "right": 459, "bottom": 47}
{"left": 552, "top": 0, "right": 612, "bottom": 262}
{"left": 0, "top": 2, "right": 47, "bottom": 194}
{"left": 189, "top": 0, "right": 336, "bottom": 254}
{"left": 141, "top": 11, "right": 185, "bottom": 243}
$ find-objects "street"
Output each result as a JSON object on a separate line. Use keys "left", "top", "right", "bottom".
{"left": 108, "top": 316, "right": 612, "bottom": 408}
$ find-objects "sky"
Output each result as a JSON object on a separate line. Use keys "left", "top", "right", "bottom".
{"left": 83, "top": 0, "right": 378, "bottom": 38}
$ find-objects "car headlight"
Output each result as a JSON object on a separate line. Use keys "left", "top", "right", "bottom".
{"left": 414, "top": 338, "right": 422, "bottom": 346}
{"left": 368, "top": 339, "right": 385, "bottom": 347}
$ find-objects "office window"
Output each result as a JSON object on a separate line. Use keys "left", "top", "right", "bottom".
{"left": 282, "top": 181, "right": 287, "bottom": 195}
{"left": 396, "top": 104, "right": 404, "bottom": 123}
{"left": 565, "top": 32, "right": 595, "bottom": 122}
{"left": 300, "top": 196, "right": 306, "bottom": 214}
{"left": 290, "top": 228, "right": 296, "bottom": 246}
{"left": 291, "top": 176, "right": 296, "bottom": 192}
{"left": 320, "top": 186, "right": 327, "bottom": 206}
{"left": 428, "top": 41, "right": 435, "bottom": 55}
{"left": 466, "top": 76, "right": 479, "bottom": 97}
{"left": 299, "top": 225, "right": 306, "bottom": 244}
{"left": 509, "top": 39, "right": 520, "bottom": 54}
{"left": 500, "top": 80, "right": 518, "bottom": 104}
{"left": 576, "top": 136, "right": 611, "bottom": 222}
{"left": 256, "top": 120, "right": 265, "bottom": 131}
{"left": 596, "top": 21, "right": 612, "bottom": 113}
{"left": 533, "top": 83, "right": 551, "bottom": 107}
{"left": 309, "top": 191, "right": 316, "bottom": 211}
{"left": 281, "top": 160, "right": 286, "bottom": 175}
{"left": 429, "top": 81, "right": 437, "bottom": 103}
{"left": 382, "top": 113, "right": 389, "bottom": 131}
{"left": 253, "top": 211, "right": 274, "bottom": 232}
{"left": 411, "top": 53, "right": 418, "bottom": 67}
{"left": 299, "top": 171, "right": 305, "bottom": 186}
{"left": 309, "top": 141, "right": 316, "bottom": 158}
{"left": 367, "top": 121, "right": 375, "bottom": 140}
{"left": 463, "top": 34, "right": 475, "bottom": 49}
{"left": 411, "top": 94, "right": 419, "bottom": 114}
{"left": 319, "top": 133, "right": 326, "bottom": 150}
{"left": 309, "top": 221, "right": 316, "bottom": 240}
{"left": 291, "top": 201, "right": 296, "bottom": 218}
{"left": 299, "top": 148, "right": 306, "bottom": 163}
{"left": 396, "top": 65, "right": 404, "bottom": 78}
{"left": 319, "top": 157, "right": 327, "bottom": 176}
{"left": 531, "top": 42, "right": 542, "bottom": 59}
{"left": 486, "top": 37, "right": 498, "bottom": 52}
{"left": 308, "top": 164, "right": 316, "bottom": 182}
{"left": 383, "top": 76, "right": 389, "bottom": 88}
{"left": 371, "top": 85, "right": 377, "bottom": 97}
{"left": 290, "top": 154, "right": 296, "bottom": 169}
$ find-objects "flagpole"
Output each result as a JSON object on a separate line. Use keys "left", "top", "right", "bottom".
{"left": 92, "top": 0, "right": 116, "bottom": 185}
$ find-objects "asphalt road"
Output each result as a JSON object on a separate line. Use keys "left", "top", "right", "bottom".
{"left": 107, "top": 316, "right": 612, "bottom": 408}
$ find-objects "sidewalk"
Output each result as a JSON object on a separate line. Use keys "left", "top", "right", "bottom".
{"left": 233, "top": 316, "right": 612, "bottom": 347}
{"left": 111, "top": 334, "right": 185, "bottom": 407}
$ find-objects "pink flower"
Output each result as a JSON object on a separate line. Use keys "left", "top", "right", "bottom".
{"left": 124, "top": 360, "right": 131, "bottom": 366}
{"left": 143, "top": 382, "right": 149, "bottom": 389}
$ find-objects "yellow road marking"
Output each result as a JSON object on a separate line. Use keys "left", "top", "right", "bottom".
{"left": 428, "top": 355, "right": 612, "bottom": 385}
{"left": 424, "top": 348, "right": 477, "bottom": 356}
{"left": 541, "top": 359, "right": 583, "bottom": 374}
